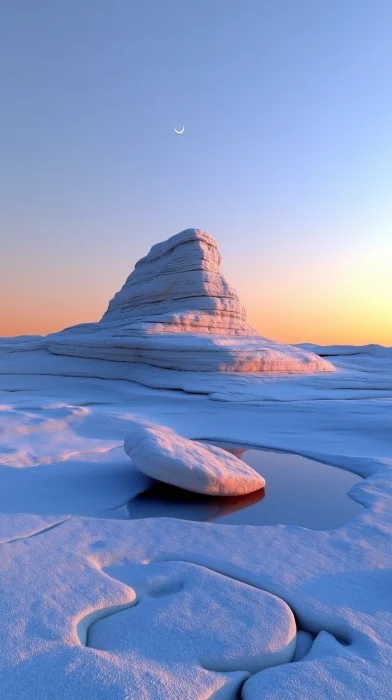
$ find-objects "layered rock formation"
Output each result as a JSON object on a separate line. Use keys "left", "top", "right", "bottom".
{"left": 102, "top": 228, "right": 257, "bottom": 335}
{"left": 43, "top": 229, "right": 334, "bottom": 373}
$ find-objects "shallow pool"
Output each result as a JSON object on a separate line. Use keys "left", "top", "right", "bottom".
{"left": 125, "top": 446, "right": 363, "bottom": 530}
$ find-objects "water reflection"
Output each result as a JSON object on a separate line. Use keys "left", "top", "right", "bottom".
{"left": 127, "top": 481, "right": 264, "bottom": 522}
{"left": 126, "top": 446, "right": 364, "bottom": 530}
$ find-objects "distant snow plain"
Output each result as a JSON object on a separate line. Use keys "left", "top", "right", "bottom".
{"left": 0, "top": 340, "right": 391, "bottom": 699}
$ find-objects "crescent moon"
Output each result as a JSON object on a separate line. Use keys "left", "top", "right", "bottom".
{"left": 174, "top": 126, "right": 185, "bottom": 134}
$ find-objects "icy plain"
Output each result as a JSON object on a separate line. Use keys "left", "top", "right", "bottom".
{"left": 0, "top": 230, "right": 391, "bottom": 698}
{"left": 0, "top": 339, "right": 391, "bottom": 699}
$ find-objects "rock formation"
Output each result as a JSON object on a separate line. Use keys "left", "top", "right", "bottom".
{"left": 124, "top": 419, "right": 265, "bottom": 496}
{"left": 43, "top": 229, "right": 334, "bottom": 373}
{"left": 102, "top": 228, "right": 257, "bottom": 335}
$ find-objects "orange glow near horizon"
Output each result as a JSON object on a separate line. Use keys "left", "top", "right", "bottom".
{"left": 1, "top": 241, "right": 390, "bottom": 347}
{"left": 1, "top": 0, "right": 391, "bottom": 351}
{"left": 1, "top": 294, "right": 391, "bottom": 348}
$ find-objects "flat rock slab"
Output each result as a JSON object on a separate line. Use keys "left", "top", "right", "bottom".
{"left": 124, "top": 420, "right": 265, "bottom": 496}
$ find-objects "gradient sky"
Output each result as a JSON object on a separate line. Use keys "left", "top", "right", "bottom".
{"left": 1, "top": 0, "right": 391, "bottom": 345}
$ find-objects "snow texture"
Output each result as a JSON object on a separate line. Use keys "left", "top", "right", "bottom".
{"left": 0, "top": 316, "right": 392, "bottom": 696}
{"left": 124, "top": 419, "right": 265, "bottom": 495}
{"left": 2, "top": 229, "right": 334, "bottom": 375}
{"left": 88, "top": 560, "right": 296, "bottom": 672}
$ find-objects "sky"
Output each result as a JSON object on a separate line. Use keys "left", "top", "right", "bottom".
{"left": 0, "top": 0, "right": 391, "bottom": 345}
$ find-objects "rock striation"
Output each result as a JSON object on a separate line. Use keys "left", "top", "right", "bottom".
{"left": 102, "top": 228, "right": 257, "bottom": 335}
{"left": 42, "top": 228, "right": 334, "bottom": 373}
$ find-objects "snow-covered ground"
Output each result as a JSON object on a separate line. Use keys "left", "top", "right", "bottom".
{"left": 0, "top": 340, "right": 391, "bottom": 698}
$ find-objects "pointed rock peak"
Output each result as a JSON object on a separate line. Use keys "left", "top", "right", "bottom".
{"left": 136, "top": 229, "right": 220, "bottom": 268}
{"left": 101, "top": 228, "right": 252, "bottom": 335}
{"left": 44, "top": 228, "right": 335, "bottom": 375}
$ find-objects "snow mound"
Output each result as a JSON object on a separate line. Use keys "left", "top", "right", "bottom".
{"left": 88, "top": 560, "right": 297, "bottom": 674}
{"left": 33, "top": 228, "right": 333, "bottom": 374}
{"left": 124, "top": 420, "right": 265, "bottom": 495}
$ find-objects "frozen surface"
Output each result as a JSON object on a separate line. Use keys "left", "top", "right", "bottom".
{"left": 124, "top": 420, "right": 265, "bottom": 495}
{"left": 124, "top": 447, "right": 363, "bottom": 529}
{"left": 0, "top": 339, "right": 391, "bottom": 698}
{"left": 88, "top": 560, "right": 296, "bottom": 673}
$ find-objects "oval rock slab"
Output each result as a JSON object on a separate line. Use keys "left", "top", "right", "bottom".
{"left": 124, "top": 420, "right": 265, "bottom": 496}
